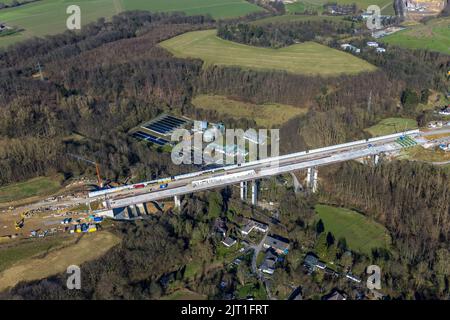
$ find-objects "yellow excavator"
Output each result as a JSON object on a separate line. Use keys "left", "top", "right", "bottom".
{"left": 14, "top": 211, "right": 27, "bottom": 230}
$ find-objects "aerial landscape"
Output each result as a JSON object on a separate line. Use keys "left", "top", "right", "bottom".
{"left": 0, "top": 0, "right": 449, "bottom": 310}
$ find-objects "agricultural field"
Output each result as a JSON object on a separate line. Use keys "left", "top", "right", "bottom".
{"left": 0, "top": 236, "right": 69, "bottom": 273}
{"left": 285, "top": 0, "right": 324, "bottom": 14}
{"left": 382, "top": 17, "right": 450, "bottom": 55}
{"left": 0, "top": 0, "right": 264, "bottom": 47}
{"left": 0, "top": 231, "right": 121, "bottom": 292}
{"left": 365, "top": 117, "right": 418, "bottom": 137}
{"left": 0, "top": 175, "right": 64, "bottom": 204}
{"left": 315, "top": 204, "right": 391, "bottom": 255}
{"left": 160, "top": 29, "right": 376, "bottom": 76}
{"left": 285, "top": 0, "right": 394, "bottom": 15}
{"left": 192, "top": 95, "right": 308, "bottom": 127}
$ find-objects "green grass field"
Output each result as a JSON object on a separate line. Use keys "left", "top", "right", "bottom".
{"left": 0, "top": 0, "right": 264, "bottom": 47}
{"left": 0, "top": 175, "right": 64, "bottom": 203}
{"left": 382, "top": 17, "right": 450, "bottom": 55}
{"left": 365, "top": 117, "right": 418, "bottom": 137}
{"left": 192, "top": 95, "right": 308, "bottom": 127}
{"left": 160, "top": 29, "right": 376, "bottom": 76}
{"left": 285, "top": 0, "right": 394, "bottom": 15}
{"left": 315, "top": 204, "right": 391, "bottom": 255}
{"left": 0, "top": 232, "right": 121, "bottom": 292}
{"left": 0, "top": 237, "right": 67, "bottom": 272}
{"left": 285, "top": 1, "right": 324, "bottom": 14}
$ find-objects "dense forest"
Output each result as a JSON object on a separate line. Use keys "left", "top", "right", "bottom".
{"left": 217, "top": 20, "right": 355, "bottom": 48}
{"left": 0, "top": 12, "right": 212, "bottom": 185}
{"left": 1, "top": 12, "right": 448, "bottom": 185}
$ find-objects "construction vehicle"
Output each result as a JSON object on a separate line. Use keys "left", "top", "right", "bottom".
{"left": 68, "top": 153, "right": 103, "bottom": 188}
{"left": 14, "top": 211, "right": 27, "bottom": 230}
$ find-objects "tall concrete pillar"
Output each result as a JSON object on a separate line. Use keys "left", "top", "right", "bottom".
{"left": 372, "top": 154, "right": 380, "bottom": 166}
{"left": 136, "top": 203, "right": 146, "bottom": 216}
{"left": 290, "top": 172, "right": 303, "bottom": 193}
{"left": 240, "top": 181, "right": 247, "bottom": 200}
{"left": 127, "top": 205, "right": 138, "bottom": 218}
{"left": 306, "top": 167, "right": 319, "bottom": 193}
{"left": 251, "top": 180, "right": 258, "bottom": 205}
{"left": 174, "top": 195, "right": 181, "bottom": 210}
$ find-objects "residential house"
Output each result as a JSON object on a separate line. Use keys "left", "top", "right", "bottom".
{"left": 340, "top": 43, "right": 360, "bottom": 54}
{"left": 222, "top": 236, "right": 237, "bottom": 248}
{"left": 367, "top": 41, "right": 379, "bottom": 47}
{"left": 303, "top": 253, "right": 326, "bottom": 271}
{"left": 376, "top": 47, "right": 386, "bottom": 53}
{"left": 258, "top": 249, "right": 278, "bottom": 275}
{"left": 263, "top": 235, "right": 290, "bottom": 255}
{"left": 214, "top": 218, "right": 228, "bottom": 238}
{"left": 439, "top": 106, "right": 450, "bottom": 116}
{"left": 324, "top": 4, "right": 356, "bottom": 15}
{"left": 241, "top": 219, "right": 269, "bottom": 236}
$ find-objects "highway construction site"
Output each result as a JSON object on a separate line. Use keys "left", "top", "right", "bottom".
{"left": 1, "top": 114, "right": 449, "bottom": 243}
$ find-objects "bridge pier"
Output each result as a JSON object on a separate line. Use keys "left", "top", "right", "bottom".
{"left": 306, "top": 167, "right": 319, "bottom": 193}
{"left": 240, "top": 181, "right": 248, "bottom": 201}
{"left": 136, "top": 203, "right": 147, "bottom": 216}
{"left": 251, "top": 180, "right": 258, "bottom": 205}
{"left": 174, "top": 195, "right": 181, "bottom": 210}
{"left": 290, "top": 172, "right": 303, "bottom": 193}
{"left": 372, "top": 154, "right": 380, "bottom": 166}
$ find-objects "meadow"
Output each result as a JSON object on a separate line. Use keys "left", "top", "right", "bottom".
{"left": 315, "top": 204, "right": 391, "bottom": 255}
{"left": 192, "top": 95, "right": 308, "bottom": 127}
{"left": 365, "top": 117, "right": 418, "bottom": 136}
{"left": 160, "top": 29, "right": 376, "bottom": 76}
{"left": 285, "top": 0, "right": 395, "bottom": 15}
{"left": 382, "top": 17, "right": 450, "bottom": 55}
{"left": 0, "top": 0, "right": 263, "bottom": 47}
{"left": 0, "top": 232, "right": 120, "bottom": 291}
{"left": 0, "top": 175, "right": 64, "bottom": 203}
